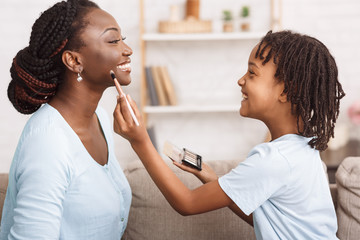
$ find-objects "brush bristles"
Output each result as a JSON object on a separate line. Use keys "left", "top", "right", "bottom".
{"left": 110, "top": 70, "right": 116, "bottom": 80}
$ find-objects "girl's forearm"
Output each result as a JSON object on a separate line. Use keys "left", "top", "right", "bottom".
{"left": 130, "top": 137, "right": 195, "bottom": 215}
{"left": 130, "top": 137, "right": 233, "bottom": 216}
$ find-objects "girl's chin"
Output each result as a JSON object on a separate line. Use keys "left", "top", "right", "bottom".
{"left": 239, "top": 106, "right": 247, "bottom": 116}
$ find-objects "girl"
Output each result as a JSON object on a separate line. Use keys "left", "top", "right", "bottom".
{"left": 1, "top": 0, "right": 133, "bottom": 239}
{"left": 114, "top": 30, "right": 345, "bottom": 239}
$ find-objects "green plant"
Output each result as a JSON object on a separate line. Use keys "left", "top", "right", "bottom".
{"left": 222, "top": 10, "right": 233, "bottom": 21}
{"left": 240, "top": 6, "right": 250, "bottom": 18}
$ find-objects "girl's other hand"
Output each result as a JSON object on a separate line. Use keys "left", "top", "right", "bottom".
{"left": 113, "top": 94, "right": 149, "bottom": 145}
{"left": 173, "top": 161, "right": 218, "bottom": 184}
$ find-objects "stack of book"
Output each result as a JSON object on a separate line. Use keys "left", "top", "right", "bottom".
{"left": 145, "top": 66, "right": 177, "bottom": 106}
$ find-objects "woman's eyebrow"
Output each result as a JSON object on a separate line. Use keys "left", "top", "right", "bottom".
{"left": 100, "top": 27, "right": 119, "bottom": 36}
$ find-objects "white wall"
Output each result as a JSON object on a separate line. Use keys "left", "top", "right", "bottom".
{"left": 0, "top": 0, "right": 359, "bottom": 172}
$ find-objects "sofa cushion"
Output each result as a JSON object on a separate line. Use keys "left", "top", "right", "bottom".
{"left": 122, "top": 159, "right": 255, "bottom": 240}
{"left": 335, "top": 156, "right": 360, "bottom": 240}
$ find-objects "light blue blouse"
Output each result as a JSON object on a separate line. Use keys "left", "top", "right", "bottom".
{"left": 0, "top": 104, "right": 132, "bottom": 239}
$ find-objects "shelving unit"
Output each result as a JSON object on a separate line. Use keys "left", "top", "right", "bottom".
{"left": 138, "top": 0, "right": 282, "bottom": 160}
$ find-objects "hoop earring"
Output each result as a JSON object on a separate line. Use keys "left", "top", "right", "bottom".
{"left": 77, "top": 72, "right": 83, "bottom": 82}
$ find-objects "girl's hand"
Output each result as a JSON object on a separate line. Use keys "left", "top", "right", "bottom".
{"left": 173, "top": 161, "right": 218, "bottom": 184}
{"left": 113, "top": 94, "right": 149, "bottom": 145}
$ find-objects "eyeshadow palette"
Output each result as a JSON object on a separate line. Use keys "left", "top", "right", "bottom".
{"left": 163, "top": 141, "right": 202, "bottom": 170}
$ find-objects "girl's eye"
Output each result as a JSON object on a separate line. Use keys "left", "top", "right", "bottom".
{"left": 122, "top": 36, "right": 126, "bottom": 41}
{"left": 109, "top": 39, "right": 121, "bottom": 44}
{"left": 248, "top": 70, "right": 255, "bottom": 75}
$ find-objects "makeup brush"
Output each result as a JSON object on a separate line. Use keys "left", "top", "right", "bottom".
{"left": 110, "top": 70, "right": 139, "bottom": 126}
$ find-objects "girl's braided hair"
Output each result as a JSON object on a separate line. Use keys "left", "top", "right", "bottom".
{"left": 8, "top": 0, "right": 99, "bottom": 114}
{"left": 256, "top": 30, "right": 345, "bottom": 151}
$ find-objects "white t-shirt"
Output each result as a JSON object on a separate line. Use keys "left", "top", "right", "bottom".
{"left": 219, "top": 134, "right": 338, "bottom": 240}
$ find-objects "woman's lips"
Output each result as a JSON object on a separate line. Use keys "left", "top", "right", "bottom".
{"left": 117, "top": 63, "right": 131, "bottom": 72}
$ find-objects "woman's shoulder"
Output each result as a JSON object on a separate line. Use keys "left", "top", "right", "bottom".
{"left": 24, "top": 104, "right": 65, "bottom": 134}
{"left": 17, "top": 104, "right": 74, "bottom": 157}
{"left": 13, "top": 105, "right": 76, "bottom": 176}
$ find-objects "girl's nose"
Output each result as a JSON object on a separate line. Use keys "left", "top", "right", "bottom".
{"left": 238, "top": 76, "right": 245, "bottom": 86}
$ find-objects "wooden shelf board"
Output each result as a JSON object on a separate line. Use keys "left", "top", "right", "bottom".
{"left": 143, "top": 105, "right": 240, "bottom": 113}
{"left": 142, "top": 32, "right": 266, "bottom": 41}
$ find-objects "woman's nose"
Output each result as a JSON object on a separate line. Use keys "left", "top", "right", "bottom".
{"left": 123, "top": 43, "right": 133, "bottom": 56}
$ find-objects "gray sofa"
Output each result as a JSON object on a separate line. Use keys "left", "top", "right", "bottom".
{"left": 0, "top": 157, "right": 359, "bottom": 239}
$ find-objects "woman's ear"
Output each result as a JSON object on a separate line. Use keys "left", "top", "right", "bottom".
{"left": 62, "top": 50, "right": 83, "bottom": 73}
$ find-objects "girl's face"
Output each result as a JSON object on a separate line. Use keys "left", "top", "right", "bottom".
{"left": 238, "top": 44, "right": 285, "bottom": 122}
{"left": 77, "top": 8, "right": 133, "bottom": 88}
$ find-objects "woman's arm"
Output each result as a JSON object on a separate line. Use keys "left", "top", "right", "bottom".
{"left": 114, "top": 95, "right": 252, "bottom": 226}
{"left": 3, "top": 131, "right": 69, "bottom": 238}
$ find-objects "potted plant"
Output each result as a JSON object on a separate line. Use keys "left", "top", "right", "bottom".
{"left": 222, "top": 10, "right": 233, "bottom": 32}
{"left": 240, "top": 5, "right": 250, "bottom": 31}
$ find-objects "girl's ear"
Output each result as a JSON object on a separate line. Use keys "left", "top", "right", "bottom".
{"left": 279, "top": 91, "right": 288, "bottom": 103}
{"left": 62, "top": 50, "right": 83, "bottom": 73}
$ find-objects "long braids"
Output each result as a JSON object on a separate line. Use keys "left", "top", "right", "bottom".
{"left": 256, "top": 30, "right": 345, "bottom": 151}
{"left": 8, "top": 0, "right": 99, "bottom": 114}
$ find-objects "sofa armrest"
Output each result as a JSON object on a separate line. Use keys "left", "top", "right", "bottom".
{"left": 335, "top": 156, "right": 360, "bottom": 240}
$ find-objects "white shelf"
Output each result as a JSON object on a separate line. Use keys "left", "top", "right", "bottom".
{"left": 143, "top": 105, "right": 240, "bottom": 114}
{"left": 142, "top": 32, "right": 266, "bottom": 41}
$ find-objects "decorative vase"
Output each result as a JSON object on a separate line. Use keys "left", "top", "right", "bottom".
{"left": 186, "top": 0, "right": 200, "bottom": 20}
{"left": 223, "top": 22, "right": 233, "bottom": 32}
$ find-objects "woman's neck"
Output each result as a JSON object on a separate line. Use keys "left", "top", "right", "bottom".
{"left": 49, "top": 79, "right": 104, "bottom": 127}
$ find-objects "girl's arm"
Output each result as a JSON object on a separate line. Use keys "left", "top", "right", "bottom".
{"left": 173, "top": 161, "right": 253, "bottom": 226}
{"left": 114, "top": 95, "right": 253, "bottom": 225}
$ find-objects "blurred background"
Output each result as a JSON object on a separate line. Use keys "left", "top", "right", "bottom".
{"left": 1, "top": 0, "right": 359, "bottom": 173}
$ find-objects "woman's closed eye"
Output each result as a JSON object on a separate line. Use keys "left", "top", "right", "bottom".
{"left": 109, "top": 36, "right": 126, "bottom": 44}
{"left": 109, "top": 39, "right": 121, "bottom": 44}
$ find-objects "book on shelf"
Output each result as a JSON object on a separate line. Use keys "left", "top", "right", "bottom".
{"left": 146, "top": 65, "right": 177, "bottom": 106}
{"left": 151, "top": 66, "right": 168, "bottom": 106}
{"left": 159, "top": 66, "right": 177, "bottom": 106}
{"left": 145, "top": 67, "right": 159, "bottom": 106}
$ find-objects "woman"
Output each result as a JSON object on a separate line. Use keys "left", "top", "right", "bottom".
{"left": 1, "top": 0, "right": 133, "bottom": 239}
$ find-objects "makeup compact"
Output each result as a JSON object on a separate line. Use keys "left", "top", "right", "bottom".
{"left": 163, "top": 141, "right": 202, "bottom": 170}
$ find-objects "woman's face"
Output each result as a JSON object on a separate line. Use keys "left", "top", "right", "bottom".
{"left": 237, "top": 44, "right": 285, "bottom": 122}
{"left": 77, "top": 8, "right": 133, "bottom": 88}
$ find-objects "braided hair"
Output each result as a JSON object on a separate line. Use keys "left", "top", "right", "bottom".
{"left": 256, "top": 30, "right": 345, "bottom": 151}
{"left": 8, "top": 0, "right": 99, "bottom": 114}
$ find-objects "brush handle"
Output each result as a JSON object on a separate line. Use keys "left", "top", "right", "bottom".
{"left": 113, "top": 75, "right": 139, "bottom": 126}
{"left": 124, "top": 96, "right": 140, "bottom": 126}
